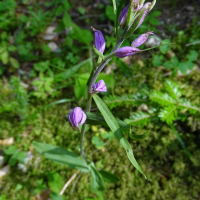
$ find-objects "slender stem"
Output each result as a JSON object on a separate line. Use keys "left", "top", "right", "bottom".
{"left": 80, "top": 94, "right": 92, "bottom": 161}
{"left": 89, "top": 39, "right": 124, "bottom": 93}
{"left": 80, "top": 38, "right": 124, "bottom": 161}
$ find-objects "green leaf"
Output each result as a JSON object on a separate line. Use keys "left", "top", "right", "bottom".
{"left": 89, "top": 162, "right": 105, "bottom": 198}
{"left": 10, "top": 57, "right": 19, "bottom": 68}
{"left": 159, "top": 39, "right": 171, "bottom": 54}
{"left": 78, "top": 7, "right": 85, "bottom": 15}
{"left": 104, "top": 93, "right": 146, "bottom": 109}
{"left": 165, "top": 80, "right": 181, "bottom": 100}
{"left": 5, "top": 146, "right": 17, "bottom": 155}
{"left": 50, "top": 192, "right": 64, "bottom": 200}
{"left": 150, "top": 91, "right": 175, "bottom": 106}
{"left": 152, "top": 54, "right": 165, "bottom": 67}
{"left": 92, "top": 136, "right": 104, "bottom": 149}
{"left": 159, "top": 105, "right": 177, "bottom": 124}
{"left": 17, "top": 151, "right": 27, "bottom": 163}
{"left": 187, "top": 50, "right": 198, "bottom": 61}
{"left": 32, "top": 141, "right": 89, "bottom": 172}
{"left": 125, "top": 111, "right": 150, "bottom": 127}
{"left": 55, "top": 58, "right": 90, "bottom": 80}
{"left": 178, "top": 62, "right": 188, "bottom": 74}
{"left": 48, "top": 99, "right": 74, "bottom": 106}
{"left": 149, "top": 18, "right": 160, "bottom": 25}
{"left": 85, "top": 112, "right": 131, "bottom": 134}
{"left": 47, "top": 171, "right": 64, "bottom": 193}
{"left": 129, "top": 129, "right": 151, "bottom": 140}
{"left": 1, "top": 50, "right": 9, "bottom": 64}
{"left": 63, "top": 12, "right": 72, "bottom": 29}
{"left": 99, "top": 170, "right": 119, "bottom": 183}
{"left": 75, "top": 73, "right": 90, "bottom": 100}
{"left": 106, "top": 5, "right": 115, "bottom": 21}
{"left": 151, "top": 11, "right": 161, "bottom": 17}
{"left": 93, "top": 45, "right": 105, "bottom": 60}
{"left": 8, "top": 45, "right": 16, "bottom": 52}
{"left": 169, "top": 124, "right": 191, "bottom": 158}
{"left": 93, "top": 94, "right": 146, "bottom": 178}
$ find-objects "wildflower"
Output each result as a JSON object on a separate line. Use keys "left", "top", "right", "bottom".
{"left": 131, "top": 31, "right": 154, "bottom": 47}
{"left": 92, "top": 80, "right": 107, "bottom": 93}
{"left": 68, "top": 107, "right": 87, "bottom": 131}
{"left": 91, "top": 26, "right": 105, "bottom": 53}
{"left": 119, "top": 5, "right": 129, "bottom": 25}
{"left": 115, "top": 46, "right": 141, "bottom": 58}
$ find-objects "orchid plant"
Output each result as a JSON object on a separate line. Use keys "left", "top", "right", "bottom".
{"left": 32, "top": 0, "right": 157, "bottom": 198}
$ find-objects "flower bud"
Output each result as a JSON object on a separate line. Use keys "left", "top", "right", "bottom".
{"left": 149, "top": 0, "right": 156, "bottom": 11}
{"left": 115, "top": 46, "right": 141, "bottom": 58}
{"left": 131, "top": 31, "right": 154, "bottom": 47}
{"left": 119, "top": 5, "right": 129, "bottom": 25}
{"left": 91, "top": 27, "right": 105, "bottom": 53}
{"left": 92, "top": 80, "right": 107, "bottom": 93}
{"left": 68, "top": 107, "right": 87, "bottom": 131}
{"left": 139, "top": 0, "right": 145, "bottom": 6}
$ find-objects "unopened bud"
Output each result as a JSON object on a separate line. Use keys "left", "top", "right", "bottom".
{"left": 68, "top": 107, "right": 87, "bottom": 132}
{"left": 91, "top": 27, "right": 106, "bottom": 53}
{"left": 115, "top": 46, "right": 141, "bottom": 58}
{"left": 149, "top": 0, "right": 156, "bottom": 11}
{"left": 119, "top": 5, "right": 129, "bottom": 25}
{"left": 131, "top": 31, "right": 154, "bottom": 47}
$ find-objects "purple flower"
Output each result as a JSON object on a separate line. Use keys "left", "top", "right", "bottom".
{"left": 115, "top": 46, "right": 141, "bottom": 58}
{"left": 119, "top": 5, "right": 129, "bottom": 25}
{"left": 91, "top": 26, "right": 105, "bottom": 53}
{"left": 92, "top": 80, "right": 107, "bottom": 93}
{"left": 131, "top": 31, "right": 154, "bottom": 47}
{"left": 135, "top": 7, "right": 149, "bottom": 30}
{"left": 68, "top": 107, "right": 87, "bottom": 132}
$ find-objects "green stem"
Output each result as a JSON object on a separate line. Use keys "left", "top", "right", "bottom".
{"left": 80, "top": 38, "right": 125, "bottom": 161}
{"left": 80, "top": 94, "right": 92, "bottom": 161}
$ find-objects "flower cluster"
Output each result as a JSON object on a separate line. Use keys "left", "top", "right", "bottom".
{"left": 69, "top": 0, "right": 156, "bottom": 130}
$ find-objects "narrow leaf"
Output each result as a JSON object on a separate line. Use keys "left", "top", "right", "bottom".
{"left": 93, "top": 94, "right": 146, "bottom": 178}
{"left": 99, "top": 170, "right": 119, "bottom": 183}
{"left": 32, "top": 141, "right": 89, "bottom": 172}
{"left": 89, "top": 162, "right": 105, "bottom": 198}
{"left": 55, "top": 58, "right": 90, "bottom": 80}
{"left": 169, "top": 124, "right": 191, "bottom": 158}
{"left": 86, "top": 112, "right": 131, "bottom": 134}
{"left": 93, "top": 45, "right": 105, "bottom": 60}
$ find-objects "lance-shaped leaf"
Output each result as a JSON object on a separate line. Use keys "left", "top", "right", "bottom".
{"left": 93, "top": 45, "right": 105, "bottom": 60}
{"left": 85, "top": 112, "right": 131, "bottom": 134}
{"left": 89, "top": 162, "right": 105, "bottom": 198}
{"left": 99, "top": 170, "right": 119, "bottom": 183}
{"left": 32, "top": 141, "right": 89, "bottom": 172}
{"left": 93, "top": 94, "right": 146, "bottom": 178}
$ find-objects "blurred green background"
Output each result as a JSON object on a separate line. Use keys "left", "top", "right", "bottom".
{"left": 0, "top": 0, "right": 200, "bottom": 199}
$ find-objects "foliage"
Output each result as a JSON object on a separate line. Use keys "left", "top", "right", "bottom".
{"left": 0, "top": 0, "right": 200, "bottom": 200}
